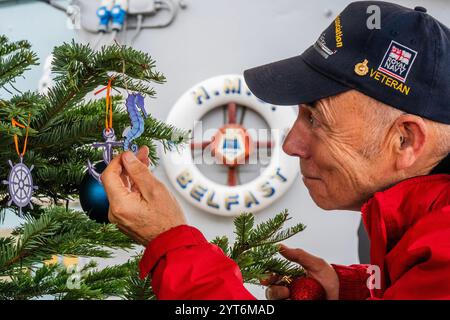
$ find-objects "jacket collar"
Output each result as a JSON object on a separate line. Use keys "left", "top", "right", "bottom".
{"left": 362, "top": 174, "right": 450, "bottom": 250}
{"left": 361, "top": 173, "right": 450, "bottom": 293}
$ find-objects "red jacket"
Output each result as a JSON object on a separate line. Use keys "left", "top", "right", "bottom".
{"left": 139, "top": 174, "right": 450, "bottom": 300}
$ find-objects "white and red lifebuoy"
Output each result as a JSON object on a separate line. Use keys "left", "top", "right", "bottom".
{"left": 161, "top": 75, "right": 299, "bottom": 216}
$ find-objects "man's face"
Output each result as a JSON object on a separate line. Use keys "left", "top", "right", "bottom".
{"left": 282, "top": 90, "right": 391, "bottom": 211}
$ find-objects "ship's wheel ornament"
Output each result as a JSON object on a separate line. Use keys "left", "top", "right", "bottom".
{"left": 2, "top": 157, "right": 38, "bottom": 215}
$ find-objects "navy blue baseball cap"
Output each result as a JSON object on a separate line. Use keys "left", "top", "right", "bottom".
{"left": 244, "top": 1, "right": 450, "bottom": 125}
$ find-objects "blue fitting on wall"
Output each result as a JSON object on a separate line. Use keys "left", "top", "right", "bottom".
{"left": 96, "top": 6, "right": 111, "bottom": 32}
{"left": 111, "top": 4, "right": 127, "bottom": 31}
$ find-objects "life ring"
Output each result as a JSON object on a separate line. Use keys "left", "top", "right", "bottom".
{"left": 161, "top": 74, "right": 299, "bottom": 216}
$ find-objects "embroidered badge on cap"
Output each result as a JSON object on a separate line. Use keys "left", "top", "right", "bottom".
{"left": 378, "top": 40, "right": 417, "bottom": 83}
{"left": 354, "top": 59, "right": 369, "bottom": 76}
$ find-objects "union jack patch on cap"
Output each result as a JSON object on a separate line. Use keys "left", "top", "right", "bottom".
{"left": 378, "top": 40, "right": 418, "bottom": 83}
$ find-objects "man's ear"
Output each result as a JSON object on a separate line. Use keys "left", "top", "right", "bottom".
{"left": 392, "top": 115, "right": 427, "bottom": 170}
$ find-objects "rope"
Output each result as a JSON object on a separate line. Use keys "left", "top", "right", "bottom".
{"left": 94, "top": 77, "right": 115, "bottom": 131}
{"left": 11, "top": 114, "right": 31, "bottom": 158}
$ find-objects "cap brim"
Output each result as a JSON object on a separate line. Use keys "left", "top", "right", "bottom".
{"left": 243, "top": 55, "right": 350, "bottom": 105}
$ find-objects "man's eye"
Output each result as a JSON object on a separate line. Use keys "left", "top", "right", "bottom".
{"left": 308, "top": 113, "right": 319, "bottom": 127}
{"left": 299, "top": 106, "right": 319, "bottom": 127}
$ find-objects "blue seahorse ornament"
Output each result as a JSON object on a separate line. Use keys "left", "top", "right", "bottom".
{"left": 122, "top": 93, "right": 147, "bottom": 153}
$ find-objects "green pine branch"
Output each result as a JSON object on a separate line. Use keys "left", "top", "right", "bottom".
{"left": 211, "top": 210, "right": 306, "bottom": 285}
{"left": 0, "top": 207, "right": 134, "bottom": 276}
{"left": 0, "top": 209, "right": 304, "bottom": 299}
{"left": 37, "top": 41, "right": 164, "bottom": 132}
{"left": 0, "top": 254, "right": 155, "bottom": 300}
{"left": 0, "top": 260, "right": 133, "bottom": 300}
{"left": 119, "top": 255, "right": 155, "bottom": 300}
{"left": 0, "top": 36, "right": 38, "bottom": 89}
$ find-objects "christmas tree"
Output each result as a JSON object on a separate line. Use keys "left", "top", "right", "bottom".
{"left": 0, "top": 35, "right": 186, "bottom": 299}
{"left": 0, "top": 36, "right": 305, "bottom": 300}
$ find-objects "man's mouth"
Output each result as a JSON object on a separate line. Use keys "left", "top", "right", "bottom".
{"left": 300, "top": 162, "right": 321, "bottom": 180}
{"left": 302, "top": 176, "right": 321, "bottom": 181}
{"left": 301, "top": 172, "right": 321, "bottom": 180}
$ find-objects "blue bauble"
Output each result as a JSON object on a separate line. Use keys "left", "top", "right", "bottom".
{"left": 79, "top": 162, "right": 110, "bottom": 224}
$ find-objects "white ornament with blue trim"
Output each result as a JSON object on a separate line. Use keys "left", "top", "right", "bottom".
{"left": 161, "top": 75, "right": 299, "bottom": 216}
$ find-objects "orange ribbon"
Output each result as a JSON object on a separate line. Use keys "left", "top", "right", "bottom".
{"left": 11, "top": 114, "right": 30, "bottom": 158}
{"left": 94, "top": 77, "right": 115, "bottom": 132}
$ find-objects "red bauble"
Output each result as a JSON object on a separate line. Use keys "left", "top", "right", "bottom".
{"left": 289, "top": 277, "right": 327, "bottom": 300}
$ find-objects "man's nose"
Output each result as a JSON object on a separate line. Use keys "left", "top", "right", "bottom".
{"left": 282, "top": 126, "right": 310, "bottom": 159}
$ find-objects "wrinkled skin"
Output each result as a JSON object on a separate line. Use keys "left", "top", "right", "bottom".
{"left": 283, "top": 90, "right": 440, "bottom": 210}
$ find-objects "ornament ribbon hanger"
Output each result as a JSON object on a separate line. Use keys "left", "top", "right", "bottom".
{"left": 11, "top": 115, "right": 30, "bottom": 159}
{"left": 87, "top": 77, "right": 122, "bottom": 183}
{"left": 94, "top": 76, "right": 115, "bottom": 133}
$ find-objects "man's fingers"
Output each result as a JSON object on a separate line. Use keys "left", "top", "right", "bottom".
{"left": 279, "top": 244, "right": 325, "bottom": 272}
{"left": 259, "top": 274, "right": 282, "bottom": 286}
{"left": 125, "top": 146, "right": 150, "bottom": 192}
{"left": 129, "top": 147, "right": 150, "bottom": 192}
{"left": 136, "top": 146, "right": 150, "bottom": 167}
{"left": 266, "top": 285, "right": 290, "bottom": 300}
{"left": 121, "top": 175, "right": 131, "bottom": 189}
{"left": 101, "top": 156, "right": 130, "bottom": 200}
{"left": 121, "top": 151, "right": 155, "bottom": 199}
{"left": 119, "top": 166, "right": 131, "bottom": 189}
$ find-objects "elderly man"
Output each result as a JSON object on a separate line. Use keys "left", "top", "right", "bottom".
{"left": 101, "top": 1, "right": 450, "bottom": 299}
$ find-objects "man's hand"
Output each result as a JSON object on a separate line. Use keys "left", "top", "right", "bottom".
{"left": 101, "top": 146, "right": 187, "bottom": 246}
{"left": 265, "top": 244, "right": 340, "bottom": 300}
